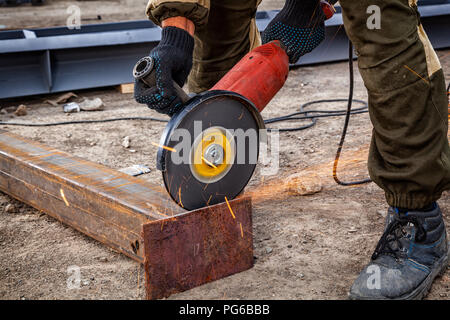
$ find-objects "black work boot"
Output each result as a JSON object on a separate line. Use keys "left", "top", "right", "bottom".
{"left": 349, "top": 203, "right": 449, "bottom": 300}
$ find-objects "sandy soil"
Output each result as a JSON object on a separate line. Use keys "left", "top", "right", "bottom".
{"left": 0, "top": 0, "right": 284, "bottom": 29}
{"left": 0, "top": 1, "right": 449, "bottom": 300}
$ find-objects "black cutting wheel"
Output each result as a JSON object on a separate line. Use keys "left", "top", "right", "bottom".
{"left": 157, "top": 91, "right": 264, "bottom": 211}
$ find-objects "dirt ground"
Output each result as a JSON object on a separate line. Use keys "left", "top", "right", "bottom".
{"left": 0, "top": 0, "right": 284, "bottom": 29}
{"left": 0, "top": 1, "right": 449, "bottom": 300}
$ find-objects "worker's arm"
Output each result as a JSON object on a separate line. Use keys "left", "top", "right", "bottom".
{"left": 146, "top": 0, "right": 210, "bottom": 27}
{"left": 262, "top": 0, "right": 326, "bottom": 64}
{"left": 134, "top": 1, "right": 208, "bottom": 116}
{"left": 161, "top": 16, "right": 195, "bottom": 36}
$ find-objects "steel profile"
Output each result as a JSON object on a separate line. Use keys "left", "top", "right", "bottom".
{"left": 0, "top": 130, "right": 253, "bottom": 299}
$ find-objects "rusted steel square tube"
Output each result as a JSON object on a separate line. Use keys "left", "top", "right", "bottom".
{"left": 0, "top": 130, "right": 254, "bottom": 299}
{"left": 143, "top": 197, "right": 253, "bottom": 299}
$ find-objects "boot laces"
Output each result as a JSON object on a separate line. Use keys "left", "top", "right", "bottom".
{"left": 371, "top": 212, "right": 426, "bottom": 261}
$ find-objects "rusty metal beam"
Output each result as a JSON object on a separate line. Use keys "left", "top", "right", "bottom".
{"left": 0, "top": 130, "right": 253, "bottom": 299}
{"left": 143, "top": 197, "right": 253, "bottom": 299}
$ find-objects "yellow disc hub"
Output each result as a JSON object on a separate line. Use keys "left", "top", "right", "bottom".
{"left": 191, "top": 127, "right": 235, "bottom": 182}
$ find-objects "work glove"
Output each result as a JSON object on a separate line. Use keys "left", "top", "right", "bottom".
{"left": 262, "top": 0, "right": 326, "bottom": 64}
{"left": 134, "top": 26, "right": 194, "bottom": 116}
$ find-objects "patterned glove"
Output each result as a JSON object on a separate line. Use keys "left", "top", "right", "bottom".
{"left": 262, "top": 0, "right": 325, "bottom": 64}
{"left": 134, "top": 26, "right": 194, "bottom": 116}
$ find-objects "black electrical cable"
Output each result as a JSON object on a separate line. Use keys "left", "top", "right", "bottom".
{"left": 263, "top": 99, "right": 368, "bottom": 132}
{"left": 332, "top": 41, "right": 372, "bottom": 186}
{"left": 264, "top": 41, "right": 372, "bottom": 186}
{"left": 0, "top": 116, "right": 169, "bottom": 126}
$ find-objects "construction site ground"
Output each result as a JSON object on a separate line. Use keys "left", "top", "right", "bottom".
{"left": 0, "top": 0, "right": 449, "bottom": 300}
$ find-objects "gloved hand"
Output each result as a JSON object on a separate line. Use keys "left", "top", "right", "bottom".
{"left": 262, "top": 0, "right": 325, "bottom": 64}
{"left": 134, "top": 26, "right": 194, "bottom": 116}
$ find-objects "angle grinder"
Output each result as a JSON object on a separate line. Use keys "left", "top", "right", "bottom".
{"left": 133, "top": 1, "right": 335, "bottom": 210}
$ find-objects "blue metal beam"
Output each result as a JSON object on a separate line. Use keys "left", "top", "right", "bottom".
{"left": 1, "top": 2, "right": 449, "bottom": 99}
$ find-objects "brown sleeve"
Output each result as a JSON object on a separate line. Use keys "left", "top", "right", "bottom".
{"left": 146, "top": 0, "right": 210, "bottom": 27}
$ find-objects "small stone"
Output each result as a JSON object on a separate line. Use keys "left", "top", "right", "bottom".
{"left": 14, "top": 105, "right": 28, "bottom": 116}
{"left": 122, "top": 136, "right": 130, "bottom": 148}
{"left": 265, "top": 247, "right": 273, "bottom": 254}
{"left": 348, "top": 228, "right": 358, "bottom": 233}
{"left": 82, "top": 279, "right": 90, "bottom": 286}
{"left": 297, "top": 273, "right": 305, "bottom": 279}
{"left": 66, "top": 133, "right": 72, "bottom": 138}
{"left": 287, "top": 244, "right": 293, "bottom": 249}
{"left": 90, "top": 142, "right": 96, "bottom": 146}
{"left": 4, "top": 106, "right": 16, "bottom": 113}
{"left": 285, "top": 172, "right": 323, "bottom": 196}
{"left": 5, "top": 204, "right": 16, "bottom": 213}
{"left": 98, "top": 257, "right": 108, "bottom": 263}
{"left": 377, "top": 210, "right": 387, "bottom": 218}
{"left": 129, "top": 149, "right": 136, "bottom": 153}
{"left": 79, "top": 98, "right": 104, "bottom": 111}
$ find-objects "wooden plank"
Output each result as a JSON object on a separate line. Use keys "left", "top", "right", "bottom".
{"left": 117, "top": 83, "right": 134, "bottom": 94}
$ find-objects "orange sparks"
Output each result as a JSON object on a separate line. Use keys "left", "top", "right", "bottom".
{"left": 206, "top": 194, "right": 213, "bottom": 206}
{"left": 178, "top": 187, "right": 184, "bottom": 208}
{"left": 224, "top": 196, "right": 236, "bottom": 219}
{"left": 151, "top": 142, "right": 177, "bottom": 153}
{"left": 201, "top": 156, "right": 217, "bottom": 169}
{"left": 240, "top": 223, "right": 244, "bottom": 238}
{"left": 145, "top": 202, "right": 169, "bottom": 218}
{"left": 403, "top": 65, "right": 429, "bottom": 84}
{"left": 60, "top": 188, "right": 70, "bottom": 207}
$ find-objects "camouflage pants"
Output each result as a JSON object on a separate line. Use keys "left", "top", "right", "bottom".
{"left": 188, "top": 0, "right": 450, "bottom": 209}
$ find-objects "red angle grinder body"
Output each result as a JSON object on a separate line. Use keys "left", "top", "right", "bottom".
{"left": 135, "top": 2, "right": 335, "bottom": 210}
{"left": 211, "top": 40, "right": 289, "bottom": 113}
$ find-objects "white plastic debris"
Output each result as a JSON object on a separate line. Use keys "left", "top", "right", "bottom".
{"left": 118, "top": 164, "right": 151, "bottom": 177}
{"left": 63, "top": 102, "right": 80, "bottom": 113}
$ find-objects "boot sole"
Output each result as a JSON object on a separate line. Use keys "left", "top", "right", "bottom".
{"left": 349, "top": 242, "right": 449, "bottom": 300}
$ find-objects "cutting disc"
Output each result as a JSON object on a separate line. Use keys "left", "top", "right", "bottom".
{"left": 157, "top": 91, "right": 264, "bottom": 211}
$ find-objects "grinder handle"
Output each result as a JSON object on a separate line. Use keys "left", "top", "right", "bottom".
{"left": 133, "top": 56, "right": 191, "bottom": 104}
